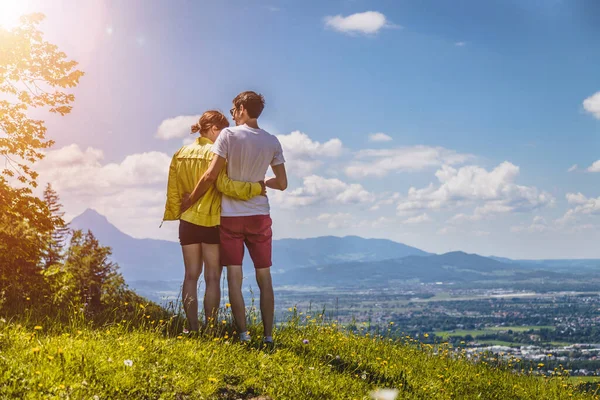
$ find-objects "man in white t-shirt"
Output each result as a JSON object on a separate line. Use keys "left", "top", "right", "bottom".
{"left": 181, "top": 91, "right": 287, "bottom": 344}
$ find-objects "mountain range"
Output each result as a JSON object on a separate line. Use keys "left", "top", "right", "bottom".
{"left": 70, "top": 209, "right": 597, "bottom": 290}
{"left": 70, "top": 209, "right": 428, "bottom": 281}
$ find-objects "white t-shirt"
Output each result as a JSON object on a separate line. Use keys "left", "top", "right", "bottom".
{"left": 212, "top": 124, "right": 285, "bottom": 216}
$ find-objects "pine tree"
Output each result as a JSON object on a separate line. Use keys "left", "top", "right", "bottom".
{"left": 42, "top": 183, "right": 69, "bottom": 268}
{"left": 63, "top": 230, "right": 125, "bottom": 314}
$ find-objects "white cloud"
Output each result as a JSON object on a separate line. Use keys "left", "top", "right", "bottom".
{"left": 511, "top": 216, "right": 551, "bottom": 233}
{"left": 567, "top": 192, "right": 588, "bottom": 205}
{"left": 370, "top": 192, "right": 401, "bottom": 211}
{"left": 556, "top": 193, "right": 600, "bottom": 229}
{"left": 345, "top": 146, "right": 472, "bottom": 178}
{"left": 568, "top": 164, "right": 578, "bottom": 172}
{"left": 436, "top": 226, "right": 489, "bottom": 236}
{"left": 368, "top": 133, "right": 393, "bottom": 142}
{"left": 155, "top": 115, "right": 201, "bottom": 140}
{"left": 270, "top": 175, "right": 374, "bottom": 209}
{"left": 35, "top": 144, "right": 175, "bottom": 240}
{"left": 38, "top": 144, "right": 170, "bottom": 196}
{"left": 396, "top": 162, "right": 554, "bottom": 218}
{"left": 583, "top": 92, "right": 600, "bottom": 119}
{"left": 563, "top": 193, "right": 600, "bottom": 216}
{"left": 316, "top": 213, "right": 354, "bottom": 229}
{"left": 300, "top": 214, "right": 393, "bottom": 230}
{"left": 587, "top": 160, "right": 600, "bottom": 172}
{"left": 454, "top": 41, "right": 466, "bottom": 47}
{"left": 324, "top": 11, "right": 394, "bottom": 35}
{"left": 402, "top": 213, "right": 431, "bottom": 224}
{"left": 277, "top": 131, "right": 343, "bottom": 176}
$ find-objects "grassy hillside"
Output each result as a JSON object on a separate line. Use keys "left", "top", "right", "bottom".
{"left": 0, "top": 312, "right": 598, "bottom": 400}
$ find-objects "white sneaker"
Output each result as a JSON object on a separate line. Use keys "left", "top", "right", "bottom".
{"left": 240, "top": 332, "right": 251, "bottom": 342}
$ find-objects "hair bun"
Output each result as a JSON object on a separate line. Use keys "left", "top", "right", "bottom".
{"left": 191, "top": 123, "right": 200, "bottom": 134}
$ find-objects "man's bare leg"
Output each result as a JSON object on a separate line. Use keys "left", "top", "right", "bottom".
{"left": 227, "top": 265, "right": 248, "bottom": 340}
{"left": 202, "top": 243, "right": 223, "bottom": 326}
{"left": 181, "top": 244, "right": 203, "bottom": 332}
{"left": 256, "top": 268, "right": 274, "bottom": 339}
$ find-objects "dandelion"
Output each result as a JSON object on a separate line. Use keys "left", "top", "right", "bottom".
{"left": 139, "top": 304, "right": 145, "bottom": 309}
{"left": 222, "top": 320, "right": 226, "bottom": 324}
{"left": 32, "top": 347, "right": 40, "bottom": 354}
{"left": 370, "top": 389, "right": 399, "bottom": 400}
{"left": 34, "top": 325, "right": 42, "bottom": 330}
{"left": 424, "top": 333, "right": 429, "bottom": 338}
{"left": 177, "top": 336, "right": 183, "bottom": 340}
{"left": 208, "top": 377, "right": 218, "bottom": 383}
{"left": 47, "top": 355, "right": 54, "bottom": 361}
{"left": 225, "top": 303, "right": 231, "bottom": 308}
{"left": 139, "top": 346, "right": 145, "bottom": 351}
{"left": 59, "top": 384, "right": 65, "bottom": 389}
{"left": 124, "top": 359, "right": 133, "bottom": 367}
{"left": 302, "top": 339, "right": 309, "bottom": 345}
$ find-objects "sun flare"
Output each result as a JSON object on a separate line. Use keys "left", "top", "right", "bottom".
{"left": 0, "top": 0, "right": 32, "bottom": 29}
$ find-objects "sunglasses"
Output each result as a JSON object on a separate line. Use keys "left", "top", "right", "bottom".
{"left": 229, "top": 107, "right": 236, "bottom": 116}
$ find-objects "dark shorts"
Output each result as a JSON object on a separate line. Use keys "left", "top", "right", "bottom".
{"left": 179, "top": 220, "right": 220, "bottom": 246}
{"left": 219, "top": 215, "right": 272, "bottom": 269}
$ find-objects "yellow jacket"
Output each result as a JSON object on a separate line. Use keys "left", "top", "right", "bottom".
{"left": 163, "top": 137, "right": 262, "bottom": 227}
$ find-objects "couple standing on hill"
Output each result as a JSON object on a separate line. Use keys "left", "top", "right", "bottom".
{"left": 162, "top": 91, "right": 287, "bottom": 344}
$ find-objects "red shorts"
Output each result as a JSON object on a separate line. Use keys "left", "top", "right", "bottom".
{"left": 219, "top": 215, "right": 272, "bottom": 269}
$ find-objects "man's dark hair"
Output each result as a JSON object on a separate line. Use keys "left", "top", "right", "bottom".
{"left": 233, "top": 91, "right": 265, "bottom": 119}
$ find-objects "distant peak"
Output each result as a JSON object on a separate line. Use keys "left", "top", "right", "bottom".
{"left": 75, "top": 208, "right": 108, "bottom": 221}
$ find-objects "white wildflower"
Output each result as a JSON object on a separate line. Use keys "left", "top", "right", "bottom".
{"left": 124, "top": 359, "right": 133, "bottom": 367}
{"left": 370, "top": 388, "right": 399, "bottom": 400}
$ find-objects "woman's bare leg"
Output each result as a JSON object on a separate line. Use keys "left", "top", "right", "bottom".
{"left": 181, "top": 244, "right": 203, "bottom": 332}
{"left": 202, "top": 243, "right": 223, "bottom": 325}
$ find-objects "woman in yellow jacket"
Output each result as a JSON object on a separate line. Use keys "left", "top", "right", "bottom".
{"left": 163, "top": 110, "right": 264, "bottom": 333}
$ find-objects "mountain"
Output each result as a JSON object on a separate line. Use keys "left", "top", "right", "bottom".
{"left": 71, "top": 209, "right": 182, "bottom": 281}
{"left": 489, "top": 255, "right": 600, "bottom": 271}
{"left": 272, "top": 236, "right": 429, "bottom": 270}
{"left": 69, "top": 209, "right": 429, "bottom": 282}
{"left": 277, "top": 251, "right": 565, "bottom": 287}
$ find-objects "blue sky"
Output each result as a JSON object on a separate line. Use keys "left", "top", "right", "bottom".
{"left": 14, "top": 0, "right": 600, "bottom": 258}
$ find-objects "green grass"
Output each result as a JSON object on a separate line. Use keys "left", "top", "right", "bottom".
{"left": 0, "top": 315, "right": 597, "bottom": 399}
{"left": 569, "top": 377, "right": 600, "bottom": 383}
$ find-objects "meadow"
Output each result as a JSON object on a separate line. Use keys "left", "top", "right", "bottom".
{"left": 1, "top": 307, "right": 598, "bottom": 400}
